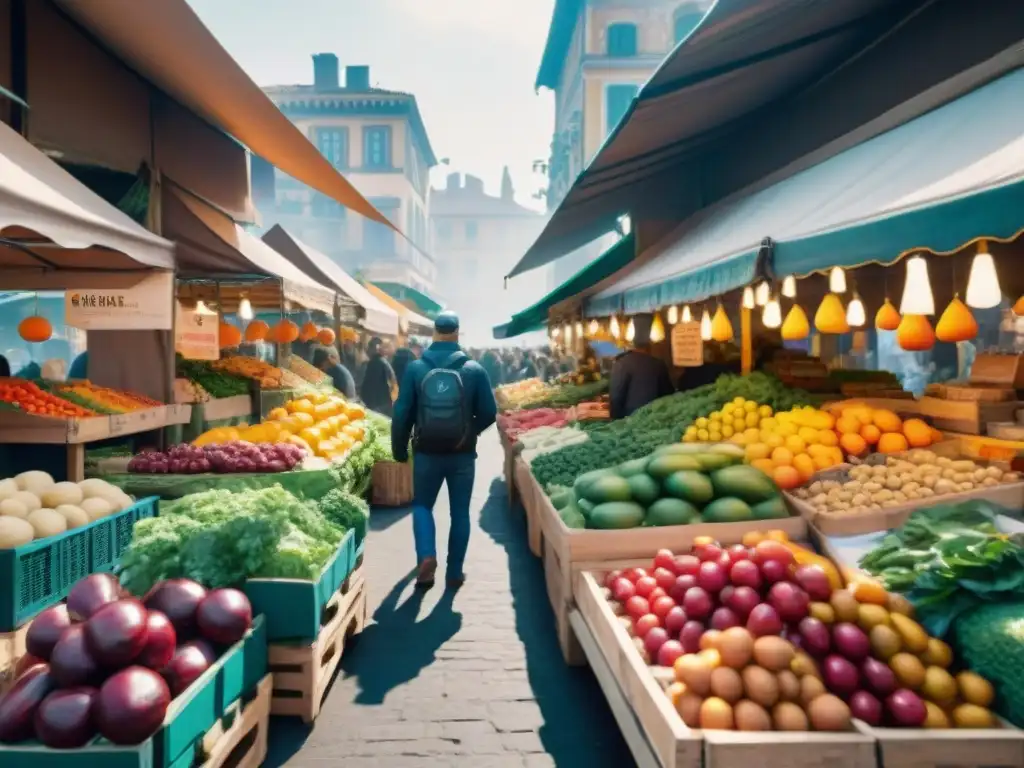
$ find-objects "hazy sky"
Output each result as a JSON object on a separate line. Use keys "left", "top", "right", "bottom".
{"left": 187, "top": 0, "right": 555, "bottom": 209}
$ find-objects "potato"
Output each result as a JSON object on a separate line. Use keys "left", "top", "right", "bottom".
{"left": 808, "top": 481, "right": 823, "bottom": 496}
{"left": 884, "top": 475, "right": 902, "bottom": 491}
{"left": 892, "top": 491, "right": 907, "bottom": 503}
{"left": 981, "top": 477, "right": 999, "bottom": 487}
{"left": 934, "top": 479, "right": 957, "bottom": 495}
{"left": 1002, "top": 472, "right": 1020, "bottom": 484}
{"left": 872, "top": 489, "right": 894, "bottom": 502}
{"left": 958, "top": 482, "right": 975, "bottom": 493}
{"left": 918, "top": 487, "right": 934, "bottom": 497}
{"left": 863, "top": 481, "right": 883, "bottom": 493}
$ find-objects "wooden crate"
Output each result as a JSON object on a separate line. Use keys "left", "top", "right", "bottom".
{"left": 824, "top": 395, "right": 1021, "bottom": 436}
{"left": 575, "top": 567, "right": 875, "bottom": 768}
{"left": 0, "top": 622, "right": 29, "bottom": 694}
{"left": 500, "top": 429, "right": 518, "bottom": 505}
{"left": 197, "top": 674, "right": 272, "bottom": 768}
{"left": 536, "top": 479, "right": 807, "bottom": 665}
{"left": 268, "top": 565, "right": 368, "bottom": 723}
{"left": 514, "top": 458, "right": 542, "bottom": 557}
{"left": 371, "top": 460, "right": 414, "bottom": 506}
{"left": 852, "top": 718, "right": 1024, "bottom": 768}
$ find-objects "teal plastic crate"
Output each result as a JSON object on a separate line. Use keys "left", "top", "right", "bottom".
{"left": 0, "top": 496, "right": 158, "bottom": 632}
{"left": 243, "top": 528, "right": 358, "bottom": 641}
{"left": 0, "top": 615, "right": 267, "bottom": 768}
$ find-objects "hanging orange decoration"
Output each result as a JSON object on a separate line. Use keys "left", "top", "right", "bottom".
{"left": 1013, "top": 295, "right": 1024, "bottom": 316}
{"left": 244, "top": 319, "right": 270, "bottom": 342}
{"left": 317, "top": 327, "right": 336, "bottom": 345}
{"left": 18, "top": 316, "right": 53, "bottom": 343}
{"left": 781, "top": 304, "right": 810, "bottom": 340}
{"left": 896, "top": 314, "right": 936, "bottom": 351}
{"left": 935, "top": 295, "right": 978, "bottom": 343}
{"left": 299, "top": 321, "right": 318, "bottom": 342}
{"left": 814, "top": 293, "right": 849, "bottom": 334}
{"left": 710, "top": 304, "right": 734, "bottom": 342}
{"left": 219, "top": 322, "right": 242, "bottom": 348}
{"left": 271, "top": 319, "right": 300, "bottom": 344}
{"left": 875, "top": 299, "right": 901, "bottom": 331}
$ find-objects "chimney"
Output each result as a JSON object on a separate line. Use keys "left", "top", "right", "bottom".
{"left": 500, "top": 166, "right": 514, "bottom": 201}
{"left": 446, "top": 172, "right": 461, "bottom": 191}
{"left": 464, "top": 175, "right": 484, "bottom": 195}
{"left": 346, "top": 65, "right": 371, "bottom": 90}
{"left": 312, "top": 53, "right": 339, "bottom": 91}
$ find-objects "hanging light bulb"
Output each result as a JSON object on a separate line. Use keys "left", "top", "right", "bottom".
{"left": 195, "top": 300, "right": 211, "bottom": 314}
{"left": 965, "top": 240, "right": 1002, "bottom": 309}
{"left": 781, "top": 275, "right": 797, "bottom": 298}
{"left": 700, "top": 309, "right": 712, "bottom": 341}
{"left": 563, "top": 323, "right": 572, "bottom": 343}
{"left": 846, "top": 293, "right": 866, "bottom": 327}
{"left": 551, "top": 325, "right": 560, "bottom": 338}
{"left": 238, "top": 297, "right": 254, "bottom": 320}
{"left": 682, "top": 305, "right": 692, "bottom": 323}
{"left": 667, "top": 305, "right": 679, "bottom": 325}
{"left": 742, "top": 286, "right": 755, "bottom": 310}
{"left": 626, "top": 317, "right": 636, "bottom": 342}
{"left": 609, "top": 315, "right": 620, "bottom": 338}
{"left": 899, "top": 255, "right": 935, "bottom": 315}
{"left": 755, "top": 282, "right": 770, "bottom": 307}
{"left": 829, "top": 266, "right": 847, "bottom": 293}
{"left": 587, "top": 318, "right": 599, "bottom": 335}
{"left": 650, "top": 314, "right": 666, "bottom": 343}
{"left": 574, "top": 321, "right": 583, "bottom": 338}
{"left": 762, "top": 296, "right": 782, "bottom": 329}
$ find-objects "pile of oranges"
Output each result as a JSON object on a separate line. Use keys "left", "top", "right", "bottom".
{"left": 0, "top": 378, "right": 95, "bottom": 419}
{"left": 735, "top": 406, "right": 846, "bottom": 490}
{"left": 831, "top": 403, "right": 941, "bottom": 458}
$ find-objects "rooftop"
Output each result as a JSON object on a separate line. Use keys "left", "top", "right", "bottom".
{"left": 430, "top": 170, "right": 542, "bottom": 218}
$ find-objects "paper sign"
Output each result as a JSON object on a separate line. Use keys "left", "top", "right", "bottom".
{"left": 175, "top": 302, "right": 220, "bottom": 361}
{"left": 65, "top": 272, "right": 174, "bottom": 330}
{"left": 671, "top": 322, "right": 703, "bottom": 366}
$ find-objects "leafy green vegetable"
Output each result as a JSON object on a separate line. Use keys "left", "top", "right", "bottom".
{"left": 176, "top": 356, "right": 251, "bottom": 398}
{"left": 319, "top": 488, "right": 370, "bottom": 544}
{"left": 954, "top": 601, "right": 1024, "bottom": 727}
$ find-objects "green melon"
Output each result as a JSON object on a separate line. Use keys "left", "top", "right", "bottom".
{"left": 701, "top": 497, "right": 754, "bottom": 523}
{"left": 582, "top": 474, "right": 633, "bottom": 504}
{"left": 577, "top": 498, "right": 596, "bottom": 518}
{"left": 548, "top": 487, "right": 573, "bottom": 510}
{"left": 751, "top": 495, "right": 789, "bottom": 520}
{"left": 710, "top": 464, "right": 779, "bottom": 504}
{"left": 646, "top": 453, "right": 702, "bottom": 481}
{"left": 573, "top": 468, "right": 616, "bottom": 498}
{"left": 589, "top": 501, "right": 646, "bottom": 530}
{"left": 692, "top": 453, "right": 739, "bottom": 471}
{"left": 645, "top": 498, "right": 700, "bottom": 527}
{"left": 616, "top": 457, "right": 651, "bottom": 477}
{"left": 663, "top": 470, "right": 715, "bottom": 506}
{"left": 626, "top": 473, "right": 661, "bottom": 506}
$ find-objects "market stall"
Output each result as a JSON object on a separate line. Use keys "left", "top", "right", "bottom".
{"left": 364, "top": 281, "right": 434, "bottom": 337}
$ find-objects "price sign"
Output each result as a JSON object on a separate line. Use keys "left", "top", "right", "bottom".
{"left": 671, "top": 322, "right": 703, "bottom": 367}
{"left": 175, "top": 302, "right": 220, "bottom": 361}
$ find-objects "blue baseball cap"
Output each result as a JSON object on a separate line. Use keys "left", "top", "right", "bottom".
{"left": 434, "top": 310, "right": 460, "bottom": 333}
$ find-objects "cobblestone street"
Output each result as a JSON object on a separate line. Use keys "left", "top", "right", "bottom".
{"left": 267, "top": 433, "right": 634, "bottom": 767}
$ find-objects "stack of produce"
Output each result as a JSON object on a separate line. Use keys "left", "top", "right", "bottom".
{"left": 791, "top": 450, "right": 1019, "bottom": 519}
{"left": 497, "top": 408, "right": 569, "bottom": 440}
{"left": 831, "top": 403, "right": 943, "bottom": 457}
{"left": 50, "top": 383, "right": 162, "bottom": 415}
{"left": 520, "top": 379, "right": 608, "bottom": 410}
{"left": 0, "top": 574, "right": 253, "bottom": 746}
{"left": 495, "top": 378, "right": 545, "bottom": 409}
{"left": 0, "top": 379, "right": 95, "bottom": 418}
{"left": 0, "top": 473, "right": 134, "bottom": 549}
{"left": 602, "top": 532, "right": 1002, "bottom": 730}
{"left": 549, "top": 443, "right": 790, "bottom": 529}
{"left": 118, "top": 485, "right": 362, "bottom": 593}
{"left": 515, "top": 426, "right": 589, "bottom": 465}
{"left": 211, "top": 356, "right": 307, "bottom": 390}
{"left": 285, "top": 354, "right": 331, "bottom": 387}
{"left": 571, "top": 400, "right": 611, "bottom": 421}
{"left": 737, "top": 405, "right": 845, "bottom": 487}
{"left": 532, "top": 373, "right": 813, "bottom": 490}
{"left": 172, "top": 378, "right": 210, "bottom": 405}
{"left": 127, "top": 442, "right": 305, "bottom": 475}
{"left": 176, "top": 358, "right": 251, "bottom": 399}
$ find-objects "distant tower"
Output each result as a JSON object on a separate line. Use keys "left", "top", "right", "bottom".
{"left": 500, "top": 166, "right": 514, "bottom": 201}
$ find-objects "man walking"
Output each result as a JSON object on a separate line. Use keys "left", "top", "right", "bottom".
{"left": 391, "top": 311, "right": 497, "bottom": 589}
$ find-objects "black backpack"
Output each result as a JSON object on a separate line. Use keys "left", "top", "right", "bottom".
{"left": 416, "top": 352, "right": 472, "bottom": 452}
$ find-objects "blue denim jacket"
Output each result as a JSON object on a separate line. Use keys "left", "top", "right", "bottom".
{"left": 391, "top": 342, "right": 497, "bottom": 461}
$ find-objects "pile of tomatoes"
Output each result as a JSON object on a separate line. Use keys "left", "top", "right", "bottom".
{"left": 0, "top": 379, "right": 94, "bottom": 418}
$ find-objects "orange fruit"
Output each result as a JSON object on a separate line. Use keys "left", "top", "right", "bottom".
{"left": 751, "top": 458, "right": 776, "bottom": 475}
{"left": 930, "top": 427, "right": 944, "bottom": 444}
{"left": 772, "top": 465, "right": 802, "bottom": 490}
{"left": 877, "top": 432, "right": 909, "bottom": 454}
{"left": 839, "top": 432, "right": 868, "bottom": 458}
{"left": 742, "top": 531, "right": 766, "bottom": 548}
{"left": 817, "top": 430, "right": 839, "bottom": 448}
{"left": 792, "top": 453, "right": 816, "bottom": 482}
{"left": 872, "top": 409, "right": 903, "bottom": 433}
{"left": 903, "top": 418, "right": 933, "bottom": 448}
{"left": 836, "top": 415, "right": 862, "bottom": 435}
{"left": 771, "top": 446, "right": 794, "bottom": 467}
{"left": 860, "top": 424, "right": 881, "bottom": 445}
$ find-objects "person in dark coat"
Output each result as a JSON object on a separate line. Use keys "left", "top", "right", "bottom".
{"left": 360, "top": 337, "right": 397, "bottom": 416}
{"left": 391, "top": 347, "right": 415, "bottom": 389}
{"left": 312, "top": 346, "right": 357, "bottom": 399}
{"left": 609, "top": 314, "right": 675, "bottom": 419}
{"left": 480, "top": 349, "right": 503, "bottom": 387}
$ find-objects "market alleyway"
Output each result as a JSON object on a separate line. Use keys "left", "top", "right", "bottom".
{"left": 266, "top": 432, "right": 636, "bottom": 767}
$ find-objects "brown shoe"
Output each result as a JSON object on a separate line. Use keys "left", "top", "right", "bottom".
{"left": 415, "top": 557, "right": 437, "bottom": 589}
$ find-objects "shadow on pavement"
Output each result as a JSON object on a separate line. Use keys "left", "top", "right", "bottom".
{"left": 368, "top": 504, "right": 412, "bottom": 533}
{"left": 478, "top": 477, "right": 636, "bottom": 767}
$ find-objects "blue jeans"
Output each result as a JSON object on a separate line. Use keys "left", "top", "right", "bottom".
{"left": 412, "top": 452, "right": 475, "bottom": 579}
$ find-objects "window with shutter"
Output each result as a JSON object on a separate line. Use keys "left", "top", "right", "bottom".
{"left": 363, "top": 126, "right": 392, "bottom": 169}
{"left": 605, "top": 84, "right": 639, "bottom": 136}
{"left": 315, "top": 128, "right": 349, "bottom": 169}
{"left": 606, "top": 23, "right": 638, "bottom": 57}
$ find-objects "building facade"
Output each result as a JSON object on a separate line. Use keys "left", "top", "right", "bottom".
{"left": 263, "top": 54, "right": 438, "bottom": 296}
{"left": 430, "top": 170, "right": 549, "bottom": 347}
{"left": 537, "top": 0, "right": 710, "bottom": 283}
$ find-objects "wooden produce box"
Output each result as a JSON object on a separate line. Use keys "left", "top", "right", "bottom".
{"left": 830, "top": 395, "right": 1021, "bottom": 436}
{"left": 500, "top": 428, "right": 518, "bottom": 505}
{"left": 574, "top": 567, "right": 875, "bottom": 768}
{"left": 371, "top": 460, "right": 413, "bottom": 506}
{"left": 268, "top": 562, "right": 368, "bottom": 723}
{"left": 536, "top": 480, "right": 807, "bottom": 666}
{"left": 197, "top": 394, "right": 253, "bottom": 422}
{"left": 244, "top": 530, "right": 358, "bottom": 642}
{"left": 852, "top": 717, "right": 1024, "bottom": 768}
{"left": 0, "top": 617, "right": 267, "bottom": 768}
{"left": 969, "top": 353, "right": 1024, "bottom": 389}
{"left": 514, "top": 458, "right": 542, "bottom": 557}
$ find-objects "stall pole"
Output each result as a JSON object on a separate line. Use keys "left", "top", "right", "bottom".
{"left": 741, "top": 306, "right": 752, "bottom": 374}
